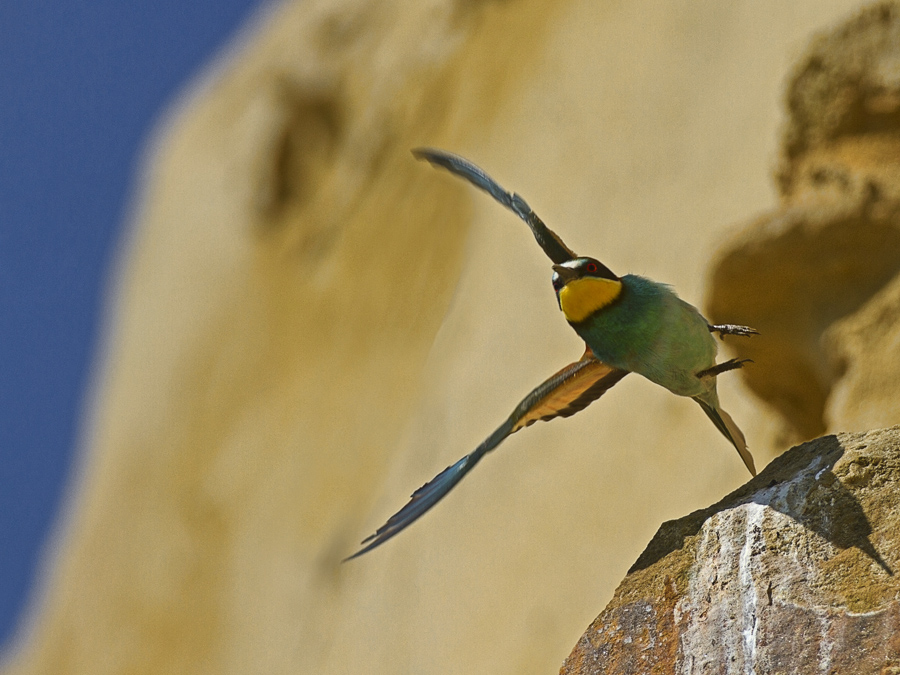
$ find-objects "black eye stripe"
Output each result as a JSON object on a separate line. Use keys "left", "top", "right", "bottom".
{"left": 580, "top": 258, "right": 617, "bottom": 281}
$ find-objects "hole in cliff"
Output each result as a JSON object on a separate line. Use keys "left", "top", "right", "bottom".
{"left": 268, "top": 94, "right": 342, "bottom": 216}
{"left": 252, "top": 76, "right": 344, "bottom": 227}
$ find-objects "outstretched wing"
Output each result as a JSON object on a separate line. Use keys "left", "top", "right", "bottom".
{"left": 345, "top": 349, "right": 628, "bottom": 560}
{"left": 412, "top": 148, "right": 577, "bottom": 265}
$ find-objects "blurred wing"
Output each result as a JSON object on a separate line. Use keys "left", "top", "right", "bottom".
{"left": 412, "top": 147, "right": 577, "bottom": 264}
{"left": 345, "top": 349, "right": 628, "bottom": 560}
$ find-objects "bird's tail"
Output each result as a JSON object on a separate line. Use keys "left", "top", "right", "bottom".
{"left": 693, "top": 397, "right": 756, "bottom": 476}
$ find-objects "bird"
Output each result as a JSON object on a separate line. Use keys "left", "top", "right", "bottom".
{"left": 345, "top": 149, "right": 757, "bottom": 560}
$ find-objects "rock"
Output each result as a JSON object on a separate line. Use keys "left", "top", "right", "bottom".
{"left": 779, "top": 2, "right": 900, "bottom": 197}
{"left": 561, "top": 426, "right": 900, "bottom": 674}
{"left": 825, "top": 273, "right": 900, "bottom": 431}
{"left": 707, "top": 195, "right": 900, "bottom": 440}
{"left": 707, "top": 1, "right": 900, "bottom": 443}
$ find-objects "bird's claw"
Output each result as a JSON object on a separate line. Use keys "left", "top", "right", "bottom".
{"left": 709, "top": 323, "right": 759, "bottom": 338}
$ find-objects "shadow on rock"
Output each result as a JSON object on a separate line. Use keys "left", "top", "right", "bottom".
{"left": 631, "top": 433, "right": 893, "bottom": 575}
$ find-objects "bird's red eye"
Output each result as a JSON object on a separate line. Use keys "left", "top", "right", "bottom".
{"left": 586, "top": 262, "right": 598, "bottom": 274}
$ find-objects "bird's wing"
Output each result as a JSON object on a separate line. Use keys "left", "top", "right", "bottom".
{"left": 412, "top": 148, "right": 577, "bottom": 264}
{"left": 345, "top": 349, "right": 628, "bottom": 560}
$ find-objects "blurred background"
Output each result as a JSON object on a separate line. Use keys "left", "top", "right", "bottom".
{"left": 0, "top": 0, "right": 264, "bottom": 649}
{"left": 3, "top": 1, "right": 899, "bottom": 673}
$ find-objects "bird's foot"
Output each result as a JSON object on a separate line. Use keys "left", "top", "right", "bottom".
{"left": 709, "top": 323, "right": 759, "bottom": 338}
{"left": 696, "top": 358, "right": 753, "bottom": 379}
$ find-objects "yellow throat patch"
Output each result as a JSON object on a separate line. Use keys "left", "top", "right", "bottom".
{"left": 558, "top": 277, "right": 622, "bottom": 323}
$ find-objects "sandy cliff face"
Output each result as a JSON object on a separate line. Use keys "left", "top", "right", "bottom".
{"left": 1, "top": 1, "right": 888, "bottom": 675}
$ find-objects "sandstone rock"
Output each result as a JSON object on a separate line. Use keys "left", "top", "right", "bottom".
{"left": 707, "top": 1, "right": 900, "bottom": 443}
{"left": 825, "top": 272, "right": 900, "bottom": 431}
{"left": 561, "top": 426, "right": 900, "bottom": 674}
{"left": 779, "top": 2, "right": 900, "bottom": 197}
{"left": 706, "top": 193, "right": 900, "bottom": 440}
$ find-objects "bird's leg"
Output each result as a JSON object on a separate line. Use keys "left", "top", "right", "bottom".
{"left": 696, "top": 358, "right": 752, "bottom": 379}
{"left": 708, "top": 323, "right": 759, "bottom": 338}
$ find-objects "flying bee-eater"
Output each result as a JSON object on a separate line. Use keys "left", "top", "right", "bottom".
{"left": 345, "top": 149, "right": 757, "bottom": 560}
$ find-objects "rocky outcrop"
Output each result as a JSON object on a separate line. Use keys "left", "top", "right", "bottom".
{"left": 707, "top": 1, "right": 900, "bottom": 442}
{"left": 561, "top": 426, "right": 900, "bottom": 674}
{"left": 825, "top": 273, "right": 900, "bottom": 431}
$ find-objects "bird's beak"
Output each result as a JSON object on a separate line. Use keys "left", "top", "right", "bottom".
{"left": 552, "top": 264, "right": 578, "bottom": 284}
{"left": 551, "top": 264, "right": 578, "bottom": 294}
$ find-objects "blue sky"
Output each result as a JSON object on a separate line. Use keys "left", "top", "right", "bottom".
{"left": 0, "top": 0, "right": 263, "bottom": 648}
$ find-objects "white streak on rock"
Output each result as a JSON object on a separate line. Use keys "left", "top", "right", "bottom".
{"left": 739, "top": 503, "right": 764, "bottom": 675}
{"left": 674, "top": 452, "right": 840, "bottom": 674}
{"left": 817, "top": 613, "right": 833, "bottom": 675}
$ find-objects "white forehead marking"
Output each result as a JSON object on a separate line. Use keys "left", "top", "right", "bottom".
{"left": 559, "top": 259, "right": 583, "bottom": 269}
